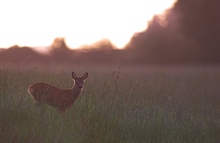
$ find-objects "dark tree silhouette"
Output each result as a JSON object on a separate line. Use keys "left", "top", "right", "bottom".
{"left": 0, "top": 45, "right": 47, "bottom": 63}
{"left": 173, "top": 0, "right": 220, "bottom": 60}
{"left": 123, "top": 0, "right": 220, "bottom": 64}
{"left": 1, "top": 1, "right": 220, "bottom": 66}
{"left": 49, "top": 38, "right": 73, "bottom": 63}
{"left": 51, "top": 38, "right": 69, "bottom": 50}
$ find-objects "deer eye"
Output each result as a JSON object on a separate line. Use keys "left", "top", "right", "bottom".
{"left": 75, "top": 80, "right": 81, "bottom": 84}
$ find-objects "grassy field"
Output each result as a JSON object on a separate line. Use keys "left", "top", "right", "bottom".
{"left": 0, "top": 65, "right": 220, "bottom": 143}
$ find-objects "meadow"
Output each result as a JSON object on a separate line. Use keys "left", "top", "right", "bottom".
{"left": 0, "top": 65, "right": 220, "bottom": 143}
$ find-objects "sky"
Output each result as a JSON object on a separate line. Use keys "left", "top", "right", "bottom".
{"left": 0, "top": 0, "right": 176, "bottom": 52}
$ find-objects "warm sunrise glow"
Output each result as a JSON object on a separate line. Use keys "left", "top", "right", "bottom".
{"left": 0, "top": 0, "right": 176, "bottom": 51}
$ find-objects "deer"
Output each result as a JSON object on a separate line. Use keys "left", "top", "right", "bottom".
{"left": 28, "top": 72, "right": 89, "bottom": 112}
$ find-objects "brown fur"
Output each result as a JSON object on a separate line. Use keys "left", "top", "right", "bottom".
{"left": 28, "top": 72, "right": 88, "bottom": 112}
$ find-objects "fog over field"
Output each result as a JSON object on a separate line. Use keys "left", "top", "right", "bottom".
{"left": 0, "top": 0, "right": 220, "bottom": 142}
{"left": 0, "top": 65, "right": 220, "bottom": 142}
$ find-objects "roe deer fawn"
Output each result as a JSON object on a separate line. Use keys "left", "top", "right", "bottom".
{"left": 28, "top": 72, "right": 89, "bottom": 112}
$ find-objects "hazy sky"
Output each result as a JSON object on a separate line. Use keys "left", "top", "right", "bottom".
{"left": 0, "top": 0, "right": 176, "bottom": 51}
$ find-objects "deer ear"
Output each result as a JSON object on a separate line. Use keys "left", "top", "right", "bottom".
{"left": 82, "top": 72, "right": 89, "bottom": 80}
{"left": 72, "top": 72, "right": 77, "bottom": 79}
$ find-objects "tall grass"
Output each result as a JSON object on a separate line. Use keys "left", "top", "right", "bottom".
{"left": 0, "top": 66, "right": 220, "bottom": 143}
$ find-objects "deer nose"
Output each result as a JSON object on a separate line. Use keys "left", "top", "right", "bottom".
{"left": 78, "top": 85, "right": 83, "bottom": 89}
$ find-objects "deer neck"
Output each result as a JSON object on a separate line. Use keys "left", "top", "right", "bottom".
{"left": 71, "top": 85, "right": 82, "bottom": 97}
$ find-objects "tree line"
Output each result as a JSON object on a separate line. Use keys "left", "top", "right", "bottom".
{"left": 0, "top": 0, "right": 219, "bottom": 65}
